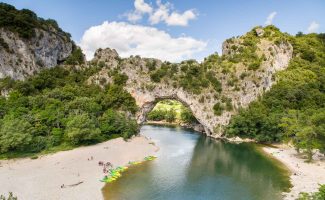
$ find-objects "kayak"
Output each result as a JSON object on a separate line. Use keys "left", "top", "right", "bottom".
{"left": 100, "top": 156, "right": 158, "bottom": 183}
{"left": 144, "top": 156, "right": 157, "bottom": 161}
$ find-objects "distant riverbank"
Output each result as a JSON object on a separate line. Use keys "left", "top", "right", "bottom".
{"left": 263, "top": 145, "right": 325, "bottom": 200}
{"left": 145, "top": 120, "right": 205, "bottom": 133}
{"left": 0, "top": 135, "right": 158, "bottom": 200}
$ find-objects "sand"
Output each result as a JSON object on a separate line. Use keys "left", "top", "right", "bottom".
{"left": 0, "top": 135, "right": 158, "bottom": 200}
{"left": 263, "top": 145, "right": 325, "bottom": 200}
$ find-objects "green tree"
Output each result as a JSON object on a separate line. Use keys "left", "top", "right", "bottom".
{"left": 180, "top": 107, "right": 197, "bottom": 123}
{"left": 64, "top": 113, "right": 101, "bottom": 145}
{"left": 281, "top": 109, "right": 325, "bottom": 161}
{"left": 64, "top": 48, "right": 85, "bottom": 65}
{"left": 165, "top": 109, "right": 176, "bottom": 122}
{"left": 147, "top": 109, "right": 166, "bottom": 121}
{"left": 0, "top": 117, "right": 33, "bottom": 153}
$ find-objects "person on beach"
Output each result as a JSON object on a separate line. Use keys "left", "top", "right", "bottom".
{"left": 106, "top": 162, "right": 112, "bottom": 168}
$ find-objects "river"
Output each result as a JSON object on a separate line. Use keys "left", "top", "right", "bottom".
{"left": 102, "top": 125, "right": 290, "bottom": 200}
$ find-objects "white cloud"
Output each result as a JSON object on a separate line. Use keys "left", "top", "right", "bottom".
{"left": 165, "top": 10, "right": 196, "bottom": 26}
{"left": 126, "top": 0, "right": 197, "bottom": 26}
{"left": 307, "top": 21, "right": 320, "bottom": 33}
{"left": 125, "top": 0, "right": 153, "bottom": 23}
{"left": 79, "top": 21, "right": 207, "bottom": 62}
{"left": 126, "top": 11, "right": 143, "bottom": 23}
{"left": 265, "top": 11, "right": 277, "bottom": 25}
{"left": 134, "top": 0, "right": 153, "bottom": 14}
{"left": 149, "top": 1, "right": 170, "bottom": 24}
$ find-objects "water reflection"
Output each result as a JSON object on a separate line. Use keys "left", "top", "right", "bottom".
{"left": 185, "top": 137, "right": 290, "bottom": 200}
{"left": 102, "top": 125, "right": 290, "bottom": 200}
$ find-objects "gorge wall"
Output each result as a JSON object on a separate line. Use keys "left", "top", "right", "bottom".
{"left": 0, "top": 28, "right": 73, "bottom": 80}
{"left": 87, "top": 27, "right": 293, "bottom": 138}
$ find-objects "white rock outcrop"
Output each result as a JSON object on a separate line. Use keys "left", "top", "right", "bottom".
{"left": 88, "top": 33, "right": 293, "bottom": 138}
{"left": 0, "top": 28, "right": 73, "bottom": 80}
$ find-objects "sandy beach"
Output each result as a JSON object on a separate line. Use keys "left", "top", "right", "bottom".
{"left": 263, "top": 145, "right": 325, "bottom": 200}
{"left": 0, "top": 135, "right": 158, "bottom": 200}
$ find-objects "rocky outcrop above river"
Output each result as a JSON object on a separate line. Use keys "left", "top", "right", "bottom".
{"left": 0, "top": 27, "right": 73, "bottom": 80}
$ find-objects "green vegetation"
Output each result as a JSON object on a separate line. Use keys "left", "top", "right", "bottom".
{"left": 64, "top": 48, "right": 85, "bottom": 65}
{"left": 226, "top": 32, "right": 325, "bottom": 159}
{"left": 0, "top": 3, "right": 71, "bottom": 39}
{"left": 298, "top": 185, "right": 325, "bottom": 200}
{"left": 146, "top": 25, "right": 291, "bottom": 97}
{"left": 0, "top": 192, "right": 17, "bottom": 200}
{"left": 146, "top": 60, "right": 157, "bottom": 71}
{"left": 0, "top": 65, "right": 138, "bottom": 158}
{"left": 0, "top": 37, "right": 10, "bottom": 53}
{"left": 213, "top": 103, "right": 224, "bottom": 116}
{"left": 111, "top": 70, "right": 128, "bottom": 86}
{"left": 147, "top": 100, "right": 197, "bottom": 124}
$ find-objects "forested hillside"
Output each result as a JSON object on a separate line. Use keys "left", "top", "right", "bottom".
{"left": 0, "top": 63, "right": 139, "bottom": 158}
{"left": 226, "top": 32, "right": 325, "bottom": 160}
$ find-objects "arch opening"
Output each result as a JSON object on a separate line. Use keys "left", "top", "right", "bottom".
{"left": 139, "top": 99, "right": 206, "bottom": 134}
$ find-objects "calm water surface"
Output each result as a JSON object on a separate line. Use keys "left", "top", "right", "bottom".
{"left": 102, "top": 125, "right": 290, "bottom": 200}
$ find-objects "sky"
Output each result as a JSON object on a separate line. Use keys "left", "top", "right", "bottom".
{"left": 2, "top": 0, "right": 325, "bottom": 62}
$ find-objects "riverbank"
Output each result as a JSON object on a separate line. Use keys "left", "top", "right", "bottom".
{"left": 263, "top": 145, "right": 325, "bottom": 200}
{"left": 145, "top": 120, "right": 205, "bottom": 133}
{"left": 0, "top": 135, "right": 158, "bottom": 200}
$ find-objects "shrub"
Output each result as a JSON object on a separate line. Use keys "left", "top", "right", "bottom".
{"left": 0, "top": 192, "right": 18, "bottom": 200}
{"left": 146, "top": 60, "right": 157, "bottom": 71}
{"left": 65, "top": 48, "right": 85, "bottom": 65}
{"left": 113, "top": 72, "right": 128, "bottom": 86}
{"left": 147, "top": 109, "right": 166, "bottom": 121}
{"left": 213, "top": 103, "right": 224, "bottom": 116}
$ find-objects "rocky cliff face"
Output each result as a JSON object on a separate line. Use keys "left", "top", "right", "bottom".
{"left": 88, "top": 27, "right": 293, "bottom": 138}
{"left": 0, "top": 27, "right": 73, "bottom": 80}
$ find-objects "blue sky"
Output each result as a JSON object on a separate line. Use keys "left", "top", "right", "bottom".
{"left": 2, "top": 0, "right": 325, "bottom": 61}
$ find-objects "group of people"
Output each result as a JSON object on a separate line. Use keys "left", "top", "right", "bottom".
{"left": 99, "top": 161, "right": 113, "bottom": 174}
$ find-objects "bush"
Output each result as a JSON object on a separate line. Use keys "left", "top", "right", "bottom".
{"left": 248, "top": 60, "right": 261, "bottom": 70}
{"left": 165, "top": 109, "right": 176, "bottom": 122}
{"left": 213, "top": 103, "right": 224, "bottom": 116}
{"left": 147, "top": 109, "right": 166, "bottom": 121}
{"left": 0, "top": 192, "right": 18, "bottom": 200}
{"left": 113, "top": 72, "right": 128, "bottom": 86}
{"left": 64, "top": 48, "right": 85, "bottom": 65}
{"left": 99, "top": 109, "right": 138, "bottom": 139}
{"left": 180, "top": 107, "right": 197, "bottom": 123}
{"left": 298, "top": 185, "right": 325, "bottom": 200}
{"left": 146, "top": 60, "right": 157, "bottom": 71}
{"left": 0, "top": 117, "right": 33, "bottom": 153}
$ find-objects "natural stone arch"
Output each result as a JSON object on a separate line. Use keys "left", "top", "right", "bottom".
{"left": 135, "top": 94, "right": 209, "bottom": 134}
{"left": 88, "top": 29, "right": 293, "bottom": 138}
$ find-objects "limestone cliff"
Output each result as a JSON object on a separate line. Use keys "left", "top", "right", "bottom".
{"left": 0, "top": 3, "right": 74, "bottom": 80}
{"left": 0, "top": 28, "right": 73, "bottom": 80}
{"left": 87, "top": 26, "right": 293, "bottom": 138}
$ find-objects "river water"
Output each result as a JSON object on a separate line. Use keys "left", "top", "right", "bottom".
{"left": 103, "top": 125, "right": 290, "bottom": 200}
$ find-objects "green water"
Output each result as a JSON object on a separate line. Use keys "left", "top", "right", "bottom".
{"left": 102, "top": 125, "right": 290, "bottom": 200}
